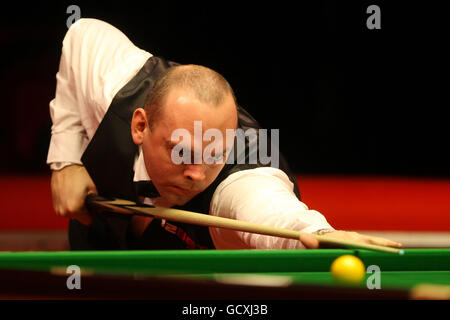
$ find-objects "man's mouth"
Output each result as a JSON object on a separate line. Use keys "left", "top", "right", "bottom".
{"left": 167, "top": 185, "right": 193, "bottom": 195}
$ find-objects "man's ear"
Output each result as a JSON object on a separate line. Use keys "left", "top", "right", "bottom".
{"left": 131, "top": 108, "right": 148, "bottom": 145}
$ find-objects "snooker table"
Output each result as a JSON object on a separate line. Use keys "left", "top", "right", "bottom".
{"left": 0, "top": 249, "right": 449, "bottom": 300}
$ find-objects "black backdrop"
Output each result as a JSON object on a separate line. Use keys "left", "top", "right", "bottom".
{"left": 0, "top": 1, "right": 448, "bottom": 176}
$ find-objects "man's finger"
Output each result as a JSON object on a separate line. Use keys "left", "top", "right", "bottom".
{"left": 363, "top": 234, "right": 403, "bottom": 248}
{"left": 359, "top": 234, "right": 403, "bottom": 248}
{"left": 76, "top": 207, "right": 93, "bottom": 226}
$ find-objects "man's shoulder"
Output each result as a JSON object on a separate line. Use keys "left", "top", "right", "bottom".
{"left": 63, "top": 18, "right": 129, "bottom": 49}
{"left": 68, "top": 18, "right": 114, "bottom": 34}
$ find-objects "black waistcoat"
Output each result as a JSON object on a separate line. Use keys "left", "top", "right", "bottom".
{"left": 69, "top": 56, "right": 300, "bottom": 250}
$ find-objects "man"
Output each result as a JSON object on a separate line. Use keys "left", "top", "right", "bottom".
{"left": 48, "top": 18, "right": 402, "bottom": 250}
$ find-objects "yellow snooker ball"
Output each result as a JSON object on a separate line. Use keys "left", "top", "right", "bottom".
{"left": 330, "top": 255, "right": 366, "bottom": 285}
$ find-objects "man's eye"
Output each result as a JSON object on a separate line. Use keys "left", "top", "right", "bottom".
{"left": 208, "top": 153, "right": 224, "bottom": 163}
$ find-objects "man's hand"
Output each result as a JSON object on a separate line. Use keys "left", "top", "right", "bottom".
{"left": 51, "top": 164, "right": 98, "bottom": 226}
{"left": 299, "top": 230, "right": 403, "bottom": 249}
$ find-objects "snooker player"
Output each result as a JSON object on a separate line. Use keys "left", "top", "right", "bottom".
{"left": 48, "top": 18, "right": 402, "bottom": 250}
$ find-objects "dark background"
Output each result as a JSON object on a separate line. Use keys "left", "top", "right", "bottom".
{"left": 0, "top": 1, "right": 448, "bottom": 177}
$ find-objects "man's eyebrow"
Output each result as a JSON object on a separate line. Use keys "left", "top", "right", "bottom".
{"left": 166, "top": 139, "right": 188, "bottom": 149}
{"left": 166, "top": 138, "right": 192, "bottom": 149}
{"left": 166, "top": 139, "right": 228, "bottom": 154}
{"left": 166, "top": 139, "right": 177, "bottom": 147}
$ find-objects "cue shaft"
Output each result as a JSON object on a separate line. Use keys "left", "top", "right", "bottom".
{"left": 86, "top": 195, "right": 402, "bottom": 254}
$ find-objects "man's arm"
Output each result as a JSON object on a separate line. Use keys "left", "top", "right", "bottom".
{"left": 210, "top": 167, "right": 333, "bottom": 249}
{"left": 47, "top": 19, "right": 152, "bottom": 225}
{"left": 47, "top": 19, "right": 94, "bottom": 224}
{"left": 210, "top": 167, "right": 402, "bottom": 249}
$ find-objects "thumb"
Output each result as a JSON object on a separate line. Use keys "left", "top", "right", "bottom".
{"left": 76, "top": 207, "right": 93, "bottom": 226}
{"left": 77, "top": 190, "right": 97, "bottom": 226}
{"left": 299, "top": 233, "right": 320, "bottom": 249}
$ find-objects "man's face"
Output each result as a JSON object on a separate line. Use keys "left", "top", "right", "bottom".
{"left": 141, "top": 87, "right": 238, "bottom": 207}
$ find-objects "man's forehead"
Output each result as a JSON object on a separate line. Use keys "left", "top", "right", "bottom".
{"left": 159, "top": 94, "right": 237, "bottom": 130}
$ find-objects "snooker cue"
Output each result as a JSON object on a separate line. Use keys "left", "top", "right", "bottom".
{"left": 85, "top": 194, "right": 403, "bottom": 254}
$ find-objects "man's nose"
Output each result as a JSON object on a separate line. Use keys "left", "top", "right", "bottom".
{"left": 183, "top": 164, "right": 206, "bottom": 182}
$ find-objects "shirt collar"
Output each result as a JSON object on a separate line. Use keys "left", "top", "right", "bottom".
{"left": 133, "top": 146, "right": 151, "bottom": 182}
{"left": 133, "top": 147, "right": 158, "bottom": 205}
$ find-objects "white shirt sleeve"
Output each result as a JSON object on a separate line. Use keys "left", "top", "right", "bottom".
{"left": 47, "top": 18, "right": 152, "bottom": 166}
{"left": 209, "top": 167, "right": 334, "bottom": 249}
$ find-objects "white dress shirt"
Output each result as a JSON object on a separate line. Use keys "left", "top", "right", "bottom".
{"left": 47, "top": 18, "right": 334, "bottom": 249}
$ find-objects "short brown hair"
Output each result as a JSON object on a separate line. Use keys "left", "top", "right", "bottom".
{"left": 144, "top": 64, "right": 237, "bottom": 128}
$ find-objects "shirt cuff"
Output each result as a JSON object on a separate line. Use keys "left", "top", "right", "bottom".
{"left": 46, "top": 131, "right": 88, "bottom": 166}
{"left": 49, "top": 162, "right": 80, "bottom": 171}
{"left": 300, "top": 224, "right": 335, "bottom": 234}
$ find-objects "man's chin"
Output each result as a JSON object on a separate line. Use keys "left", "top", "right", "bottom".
{"left": 154, "top": 194, "right": 194, "bottom": 208}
